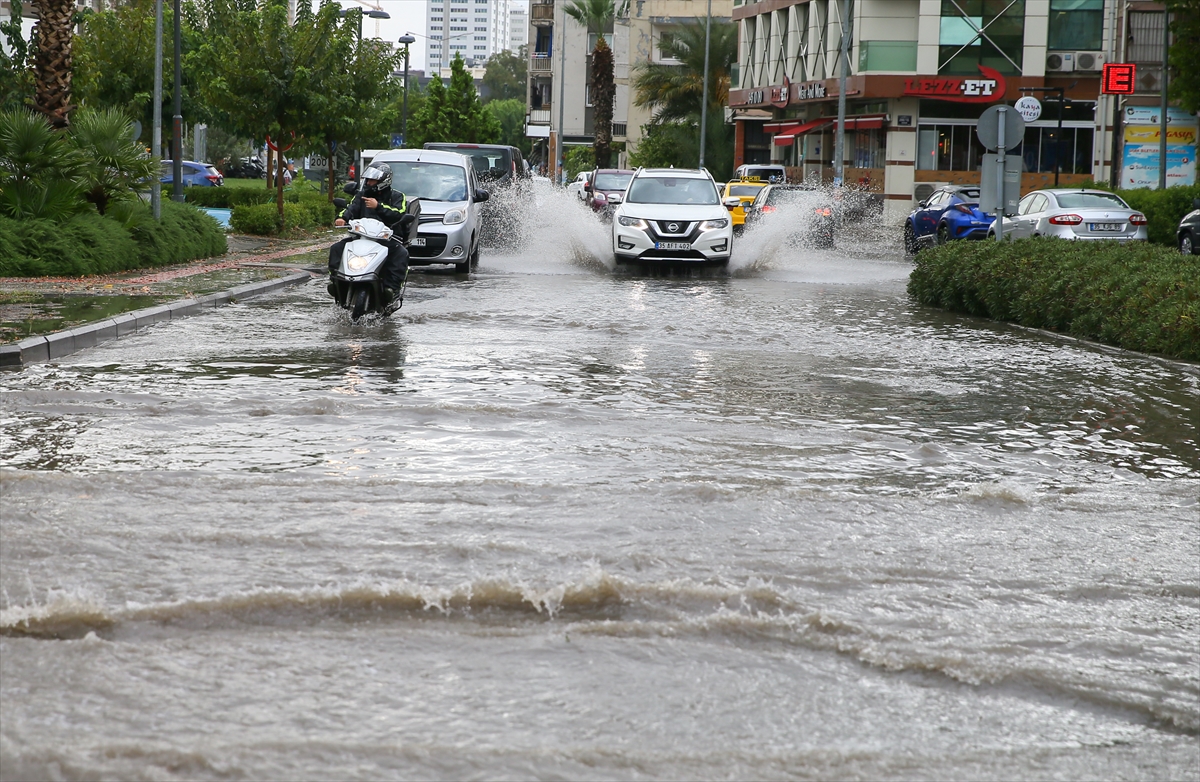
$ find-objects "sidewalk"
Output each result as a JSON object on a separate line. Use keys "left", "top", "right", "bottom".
{"left": 1, "top": 234, "right": 332, "bottom": 345}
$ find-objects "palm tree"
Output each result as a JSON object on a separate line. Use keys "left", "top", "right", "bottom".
{"left": 632, "top": 19, "right": 737, "bottom": 123}
{"left": 70, "top": 107, "right": 159, "bottom": 216}
{"left": 31, "top": 0, "right": 77, "bottom": 128}
{"left": 563, "top": 0, "right": 615, "bottom": 167}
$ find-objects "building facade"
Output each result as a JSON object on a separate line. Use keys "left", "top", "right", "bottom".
{"left": 729, "top": 0, "right": 1185, "bottom": 218}
{"left": 510, "top": 2, "right": 529, "bottom": 52}
{"left": 427, "top": 0, "right": 516, "bottom": 75}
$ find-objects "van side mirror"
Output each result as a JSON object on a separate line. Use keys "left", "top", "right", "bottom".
{"left": 475, "top": 188, "right": 490, "bottom": 202}
{"left": 343, "top": 181, "right": 358, "bottom": 195}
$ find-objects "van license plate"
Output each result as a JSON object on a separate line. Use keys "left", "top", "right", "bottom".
{"left": 1089, "top": 223, "right": 1121, "bottom": 232}
{"left": 655, "top": 241, "right": 691, "bottom": 250}
{"left": 410, "top": 237, "right": 426, "bottom": 246}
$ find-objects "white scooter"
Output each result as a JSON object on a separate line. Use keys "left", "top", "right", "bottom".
{"left": 328, "top": 196, "right": 420, "bottom": 321}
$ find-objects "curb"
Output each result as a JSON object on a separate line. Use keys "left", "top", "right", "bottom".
{"left": 0, "top": 271, "right": 314, "bottom": 370}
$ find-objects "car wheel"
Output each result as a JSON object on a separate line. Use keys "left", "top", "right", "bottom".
{"left": 936, "top": 222, "right": 951, "bottom": 245}
{"left": 1181, "top": 232, "right": 1196, "bottom": 255}
{"left": 903, "top": 222, "right": 919, "bottom": 254}
{"left": 469, "top": 241, "right": 480, "bottom": 269}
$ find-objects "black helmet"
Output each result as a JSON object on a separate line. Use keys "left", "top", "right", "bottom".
{"left": 362, "top": 162, "right": 392, "bottom": 196}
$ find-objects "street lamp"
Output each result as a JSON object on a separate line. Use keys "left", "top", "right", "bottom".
{"left": 398, "top": 34, "right": 416, "bottom": 147}
{"left": 341, "top": 7, "right": 390, "bottom": 39}
{"left": 171, "top": 0, "right": 183, "bottom": 202}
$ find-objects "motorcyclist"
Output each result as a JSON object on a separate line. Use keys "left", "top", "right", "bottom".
{"left": 328, "top": 162, "right": 411, "bottom": 303}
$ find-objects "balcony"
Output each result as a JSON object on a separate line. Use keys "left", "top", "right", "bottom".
{"left": 611, "top": 122, "right": 627, "bottom": 138}
{"left": 530, "top": 53, "right": 552, "bottom": 73}
{"left": 531, "top": 2, "right": 554, "bottom": 26}
{"left": 528, "top": 108, "right": 552, "bottom": 125}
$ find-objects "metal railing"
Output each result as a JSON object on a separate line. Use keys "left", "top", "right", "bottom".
{"left": 611, "top": 122, "right": 627, "bottom": 138}
{"left": 530, "top": 53, "right": 552, "bottom": 72}
{"left": 528, "top": 109, "right": 552, "bottom": 124}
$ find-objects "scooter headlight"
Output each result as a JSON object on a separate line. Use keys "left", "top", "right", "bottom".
{"left": 347, "top": 254, "right": 371, "bottom": 271}
{"left": 443, "top": 208, "right": 466, "bottom": 225}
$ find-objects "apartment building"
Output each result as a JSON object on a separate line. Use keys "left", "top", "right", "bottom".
{"left": 524, "top": 0, "right": 733, "bottom": 177}
{"left": 510, "top": 2, "right": 529, "bottom": 52}
{"left": 729, "top": 0, "right": 1190, "bottom": 218}
{"left": 427, "top": 0, "right": 516, "bottom": 75}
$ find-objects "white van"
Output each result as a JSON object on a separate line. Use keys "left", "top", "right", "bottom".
{"left": 735, "top": 164, "right": 787, "bottom": 184}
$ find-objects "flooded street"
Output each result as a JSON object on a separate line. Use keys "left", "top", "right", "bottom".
{"left": 2, "top": 195, "right": 1198, "bottom": 780}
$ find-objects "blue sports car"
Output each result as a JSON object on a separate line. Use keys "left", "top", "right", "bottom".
{"left": 903, "top": 185, "right": 994, "bottom": 254}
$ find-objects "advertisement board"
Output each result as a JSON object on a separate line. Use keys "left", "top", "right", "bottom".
{"left": 1120, "top": 106, "right": 1198, "bottom": 189}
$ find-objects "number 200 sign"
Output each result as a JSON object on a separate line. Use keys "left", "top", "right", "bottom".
{"left": 1102, "top": 63, "right": 1136, "bottom": 95}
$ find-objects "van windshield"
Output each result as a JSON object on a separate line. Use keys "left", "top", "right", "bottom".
{"left": 427, "top": 145, "right": 513, "bottom": 180}
{"left": 387, "top": 162, "right": 469, "bottom": 202}
{"left": 627, "top": 177, "right": 718, "bottom": 205}
{"left": 742, "top": 167, "right": 785, "bottom": 182}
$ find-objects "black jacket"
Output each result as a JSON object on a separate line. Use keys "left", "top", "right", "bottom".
{"left": 340, "top": 188, "right": 408, "bottom": 228}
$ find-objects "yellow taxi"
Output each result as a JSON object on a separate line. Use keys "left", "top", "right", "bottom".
{"left": 722, "top": 177, "right": 769, "bottom": 232}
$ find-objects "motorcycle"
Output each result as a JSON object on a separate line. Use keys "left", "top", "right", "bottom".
{"left": 328, "top": 195, "right": 420, "bottom": 321}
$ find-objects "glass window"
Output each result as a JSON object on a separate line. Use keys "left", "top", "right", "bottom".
{"left": 726, "top": 184, "right": 764, "bottom": 197}
{"left": 1048, "top": 0, "right": 1103, "bottom": 51}
{"left": 1055, "top": 192, "right": 1129, "bottom": 209}
{"left": 1028, "top": 194, "right": 1048, "bottom": 213}
{"left": 938, "top": 0, "right": 1025, "bottom": 75}
{"left": 388, "top": 162, "right": 469, "bottom": 202}
{"left": 858, "top": 41, "right": 918, "bottom": 71}
{"left": 594, "top": 173, "right": 633, "bottom": 191}
{"left": 1018, "top": 194, "right": 1036, "bottom": 214}
{"left": 627, "top": 177, "right": 719, "bottom": 205}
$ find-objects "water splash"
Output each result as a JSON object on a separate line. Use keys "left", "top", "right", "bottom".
{"left": 479, "top": 180, "right": 614, "bottom": 273}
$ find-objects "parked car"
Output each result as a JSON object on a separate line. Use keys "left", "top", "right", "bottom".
{"left": 223, "top": 157, "right": 265, "bottom": 179}
{"left": 422, "top": 143, "right": 530, "bottom": 189}
{"left": 743, "top": 183, "right": 838, "bottom": 248}
{"left": 584, "top": 168, "right": 635, "bottom": 219}
{"left": 567, "top": 170, "right": 592, "bottom": 201}
{"left": 1176, "top": 197, "right": 1200, "bottom": 255}
{"left": 734, "top": 163, "right": 787, "bottom": 184}
{"left": 160, "top": 160, "right": 223, "bottom": 187}
{"left": 903, "top": 185, "right": 992, "bottom": 253}
{"left": 612, "top": 167, "right": 732, "bottom": 266}
{"left": 989, "top": 189, "right": 1148, "bottom": 242}
{"left": 366, "top": 149, "right": 489, "bottom": 273}
{"left": 721, "top": 177, "right": 769, "bottom": 234}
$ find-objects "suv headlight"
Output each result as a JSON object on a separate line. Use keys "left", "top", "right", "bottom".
{"left": 700, "top": 218, "right": 729, "bottom": 230}
{"left": 443, "top": 208, "right": 466, "bottom": 225}
{"left": 617, "top": 215, "right": 648, "bottom": 229}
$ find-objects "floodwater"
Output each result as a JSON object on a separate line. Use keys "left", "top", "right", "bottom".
{"left": 2, "top": 188, "right": 1198, "bottom": 781}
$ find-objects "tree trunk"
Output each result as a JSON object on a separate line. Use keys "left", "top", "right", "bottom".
{"left": 328, "top": 140, "right": 336, "bottom": 203}
{"left": 266, "top": 145, "right": 274, "bottom": 190}
{"left": 591, "top": 39, "right": 615, "bottom": 168}
{"left": 32, "top": 0, "right": 76, "bottom": 128}
{"left": 276, "top": 145, "right": 285, "bottom": 229}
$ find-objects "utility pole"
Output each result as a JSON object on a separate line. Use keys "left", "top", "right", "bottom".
{"left": 698, "top": 0, "right": 712, "bottom": 170}
{"left": 171, "top": 0, "right": 183, "bottom": 202}
{"left": 152, "top": 0, "right": 163, "bottom": 219}
{"left": 1158, "top": 6, "right": 1170, "bottom": 190}
{"left": 399, "top": 34, "right": 416, "bottom": 146}
{"left": 557, "top": 7, "right": 567, "bottom": 185}
{"left": 833, "top": 0, "right": 850, "bottom": 186}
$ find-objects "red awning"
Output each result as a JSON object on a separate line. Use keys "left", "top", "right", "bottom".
{"left": 831, "top": 114, "right": 888, "bottom": 131}
{"left": 772, "top": 118, "right": 831, "bottom": 146}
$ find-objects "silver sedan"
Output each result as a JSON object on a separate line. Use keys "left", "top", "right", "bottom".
{"left": 990, "top": 189, "right": 1148, "bottom": 242}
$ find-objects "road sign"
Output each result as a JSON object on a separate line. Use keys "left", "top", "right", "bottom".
{"left": 976, "top": 105, "right": 1026, "bottom": 152}
{"left": 1014, "top": 96, "right": 1042, "bottom": 122}
{"left": 1102, "top": 63, "right": 1137, "bottom": 95}
{"left": 979, "top": 153, "right": 1022, "bottom": 216}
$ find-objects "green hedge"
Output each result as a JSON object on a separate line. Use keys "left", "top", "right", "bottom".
{"left": 229, "top": 194, "right": 336, "bottom": 235}
{"left": 1087, "top": 183, "right": 1200, "bottom": 247}
{"left": 0, "top": 200, "right": 227, "bottom": 277}
{"left": 908, "top": 237, "right": 1200, "bottom": 362}
{"left": 182, "top": 186, "right": 274, "bottom": 208}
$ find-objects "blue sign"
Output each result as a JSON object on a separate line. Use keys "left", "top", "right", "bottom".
{"left": 391, "top": 134, "right": 404, "bottom": 148}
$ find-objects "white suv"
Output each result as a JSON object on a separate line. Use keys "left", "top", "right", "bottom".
{"left": 611, "top": 168, "right": 733, "bottom": 266}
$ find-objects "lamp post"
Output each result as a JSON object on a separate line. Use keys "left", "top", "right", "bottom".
{"left": 171, "top": 0, "right": 183, "bottom": 202}
{"left": 341, "top": 7, "right": 390, "bottom": 39}
{"left": 698, "top": 0, "right": 712, "bottom": 170}
{"left": 152, "top": 0, "right": 163, "bottom": 219}
{"left": 1019, "top": 86, "right": 1067, "bottom": 186}
{"left": 398, "top": 33, "right": 416, "bottom": 147}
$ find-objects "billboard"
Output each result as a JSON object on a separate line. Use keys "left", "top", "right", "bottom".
{"left": 1121, "top": 106, "right": 1198, "bottom": 189}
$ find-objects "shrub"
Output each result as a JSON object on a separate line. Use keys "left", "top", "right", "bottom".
{"left": 0, "top": 201, "right": 226, "bottom": 277}
{"left": 182, "top": 186, "right": 273, "bottom": 208}
{"left": 229, "top": 202, "right": 279, "bottom": 234}
{"left": 229, "top": 199, "right": 327, "bottom": 234}
{"left": 908, "top": 237, "right": 1200, "bottom": 362}
{"left": 1086, "top": 183, "right": 1200, "bottom": 246}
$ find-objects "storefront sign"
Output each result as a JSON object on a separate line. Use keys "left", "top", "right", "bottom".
{"left": 771, "top": 77, "right": 791, "bottom": 108}
{"left": 897, "top": 115, "right": 912, "bottom": 126}
{"left": 1120, "top": 106, "right": 1198, "bottom": 188}
{"left": 1014, "top": 96, "right": 1042, "bottom": 122}
{"left": 1101, "top": 63, "right": 1136, "bottom": 95}
{"left": 902, "top": 66, "right": 1006, "bottom": 103}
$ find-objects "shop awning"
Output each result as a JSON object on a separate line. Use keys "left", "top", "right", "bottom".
{"left": 771, "top": 118, "right": 831, "bottom": 147}
{"left": 831, "top": 114, "right": 888, "bottom": 131}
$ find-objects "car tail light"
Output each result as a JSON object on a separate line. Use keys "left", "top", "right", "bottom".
{"left": 953, "top": 204, "right": 975, "bottom": 214}
{"left": 1129, "top": 213, "right": 1147, "bottom": 225}
{"left": 206, "top": 175, "right": 220, "bottom": 183}
{"left": 1048, "top": 213, "right": 1083, "bottom": 225}
{"left": 762, "top": 205, "right": 776, "bottom": 214}
{"left": 814, "top": 207, "right": 832, "bottom": 217}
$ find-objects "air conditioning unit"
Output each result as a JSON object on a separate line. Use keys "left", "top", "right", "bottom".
{"left": 1074, "top": 51, "right": 1106, "bottom": 71}
{"left": 913, "top": 183, "right": 947, "bottom": 204}
{"left": 1046, "top": 52, "right": 1074, "bottom": 72}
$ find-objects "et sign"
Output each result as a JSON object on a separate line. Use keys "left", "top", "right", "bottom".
{"left": 903, "top": 66, "right": 1006, "bottom": 103}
